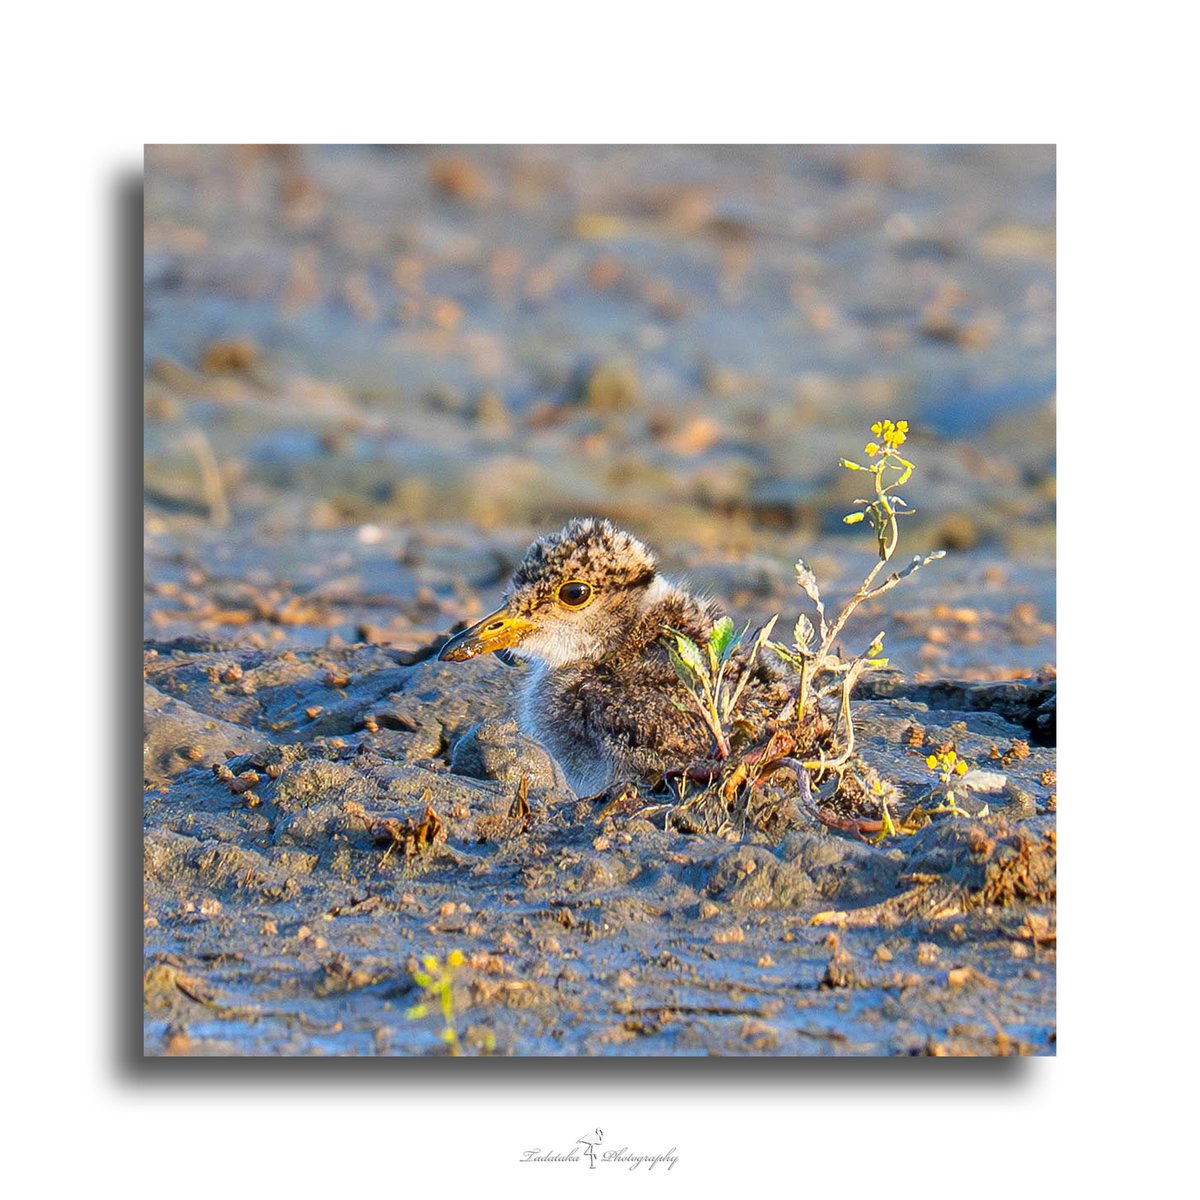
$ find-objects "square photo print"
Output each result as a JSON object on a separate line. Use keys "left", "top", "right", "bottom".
{"left": 143, "top": 144, "right": 1056, "bottom": 1056}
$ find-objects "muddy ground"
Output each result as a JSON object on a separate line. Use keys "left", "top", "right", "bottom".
{"left": 144, "top": 145, "right": 1055, "bottom": 1055}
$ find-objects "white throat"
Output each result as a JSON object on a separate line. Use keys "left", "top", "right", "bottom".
{"left": 514, "top": 626, "right": 606, "bottom": 669}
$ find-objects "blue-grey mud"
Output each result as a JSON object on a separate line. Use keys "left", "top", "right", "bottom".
{"left": 144, "top": 146, "right": 1055, "bottom": 1056}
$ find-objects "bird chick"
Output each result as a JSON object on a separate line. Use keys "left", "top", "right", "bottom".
{"left": 439, "top": 517, "right": 783, "bottom": 795}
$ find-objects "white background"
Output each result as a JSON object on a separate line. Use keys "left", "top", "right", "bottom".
{"left": 3, "top": 1, "right": 1192, "bottom": 1193}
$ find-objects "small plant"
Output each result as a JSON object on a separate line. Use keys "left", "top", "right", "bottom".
{"left": 768, "top": 420, "right": 943, "bottom": 782}
{"left": 663, "top": 419, "right": 947, "bottom": 841}
{"left": 840, "top": 419, "right": 916, "bottom": 559}
{"left": 867, "top": 775, "right": 900, "bottom": 843}
{"left": 407, "top": 950, "right": 465, "bottom": 1054}
{"left": 919, "top": 749, "right": 977, "bottom": 818}
{"left": 665, "top": 614, "right": 778, "bottom": 759}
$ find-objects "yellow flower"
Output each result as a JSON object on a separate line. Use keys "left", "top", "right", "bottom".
{"left": 896, "top": 420, "right": 908, "bottom": 433}
{"left": 447, "top": 949, "right": 465, "bottom": 967}
{"left": 871, "top": 421, "right": 883, "bottom": 436}
{"left": 955, "top": 760, "right": 969, "bottom": 776}
{"left": 926, "top": 754, "right": 937, "bottom": 769}
{"left": 865, "top": 442, "right": 880, "bottom": 456}
{"left": 423, "top": 955, "right": 439, "bottom": 972}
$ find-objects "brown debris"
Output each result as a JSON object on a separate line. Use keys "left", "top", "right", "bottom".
{"left": 509, "top": 775, "right": 531, "bottom": 823}
{"left": 978, "top": 829, "right": 1056, "bottom": 908}
{"left": 344, "top": 799, "right": 447, "bottom": 860}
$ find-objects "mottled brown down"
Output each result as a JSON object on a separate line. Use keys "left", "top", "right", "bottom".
{"left": 445, "top": 518, "right": 787, "bottom": 795}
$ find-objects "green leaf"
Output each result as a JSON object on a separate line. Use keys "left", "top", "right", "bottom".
{"left": 839, "top": 458, "right": 863, "bottom": 471}
{"left": 666, "top": 644, "right": 697, "bottom": 684}
{"left": 674, "top": 633, "right": 705, "bottom": 675}
{"left": 709, "top": 616, "right": 734, "bottom": 653}
{"left": 723, "top": 622, "right": 748, "bottom": 663}
{"left": 406, "top": 1003, "right": 428, "bottom": 1019}
{"left": 843, "top": 512, "right": 866, "bottom": 525}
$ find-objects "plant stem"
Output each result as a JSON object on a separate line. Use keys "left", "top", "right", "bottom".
{"left": 818, "top": 556, "right": 886, "bottom": 660}
{"left": 795, "top": 656, "right": 812, "bottom": 732}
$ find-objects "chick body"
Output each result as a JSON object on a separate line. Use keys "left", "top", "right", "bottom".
{"left": 440, "top": 518, "right": 784, "bottom": 795}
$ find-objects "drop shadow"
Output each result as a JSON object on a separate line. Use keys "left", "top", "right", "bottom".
{"left": 116, "top": 161, "right": 149, "bottom": 1077}
{"left": 121, "top": 159, "right": 1039, "bottom": 1091}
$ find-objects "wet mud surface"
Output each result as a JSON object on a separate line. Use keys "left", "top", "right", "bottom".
{"left": 144, "top": 600, "right": 1055, "bottom": 1057}
{"left": 144, "top": 145, "right": 1055, "bottom": 1055}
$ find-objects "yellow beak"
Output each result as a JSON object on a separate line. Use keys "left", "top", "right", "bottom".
{"left": 437, "top": 606, "right": 535, "bottom": 662}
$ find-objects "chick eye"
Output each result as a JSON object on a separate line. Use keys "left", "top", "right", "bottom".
{"left": 556, "top": 580, "right": 593, "bottom": 608}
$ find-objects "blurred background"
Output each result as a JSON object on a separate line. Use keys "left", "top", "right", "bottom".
{"left": 143, "top": 145, "right": 1055, "bottom": 680}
